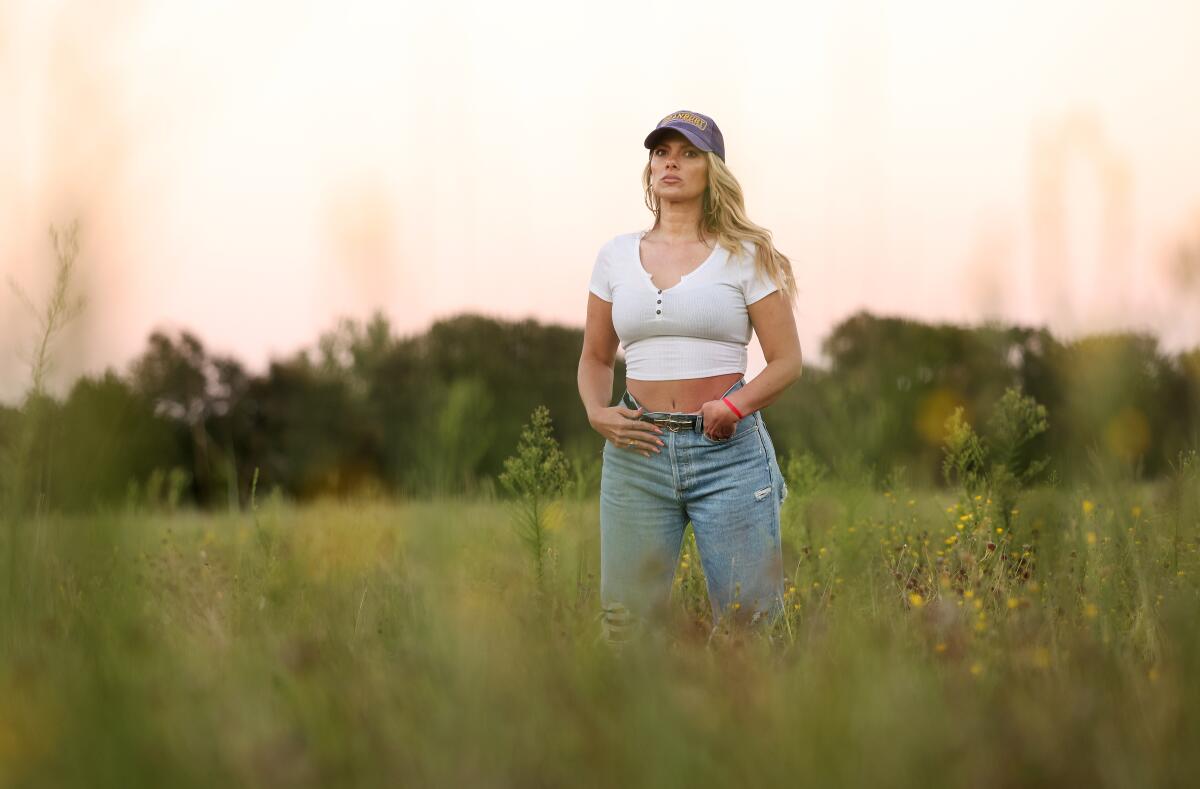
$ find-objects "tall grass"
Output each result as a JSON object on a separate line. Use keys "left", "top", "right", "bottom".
{"left": 0, "top": 474, "right": 1195, "bottom": 787}
{"left": 2, "top": 222, "right": 86, "bottom": 628}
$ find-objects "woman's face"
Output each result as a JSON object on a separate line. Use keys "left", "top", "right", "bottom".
{"left": 648, "top": 131, "right": 709, "bottom": 202}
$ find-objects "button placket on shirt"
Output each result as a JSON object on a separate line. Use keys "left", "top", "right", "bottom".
{"left": 656, "top": 288, "right": 662, "bottom": 317}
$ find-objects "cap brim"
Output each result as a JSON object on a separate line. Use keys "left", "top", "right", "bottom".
{"left": 643, "top": 124, "right": 712, "bottom": 155}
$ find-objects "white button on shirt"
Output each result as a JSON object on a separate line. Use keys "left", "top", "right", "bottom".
{"left": 588, "top": 231, "right": 779, "bottom": 381}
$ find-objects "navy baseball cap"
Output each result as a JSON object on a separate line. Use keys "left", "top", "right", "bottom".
{"left": 644, "top": 110, "right": 725, "bottom": 162}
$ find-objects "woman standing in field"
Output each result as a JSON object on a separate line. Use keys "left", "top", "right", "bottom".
{"left": 578, "top": 110, "right": 803, "bottom": 644}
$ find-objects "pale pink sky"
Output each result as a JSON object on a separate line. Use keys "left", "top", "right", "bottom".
{"left": 3, "top": 0, "right": 1200, "bottom": 403}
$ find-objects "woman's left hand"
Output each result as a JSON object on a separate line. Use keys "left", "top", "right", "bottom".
{"left": 700, "top": 399, "right": 739, "bottom": 440}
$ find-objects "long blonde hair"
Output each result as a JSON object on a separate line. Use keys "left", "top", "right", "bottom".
{"left": 642, "top": 152, "right": 797, "bottom": 305}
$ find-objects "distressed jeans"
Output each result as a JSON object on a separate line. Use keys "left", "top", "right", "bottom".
{"left": 598, "top": 379, "right": 788, "bottom": 644}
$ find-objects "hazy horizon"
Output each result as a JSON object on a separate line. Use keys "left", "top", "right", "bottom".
{"left": 4, "top": 0, "right": 1200, "bottom": 403}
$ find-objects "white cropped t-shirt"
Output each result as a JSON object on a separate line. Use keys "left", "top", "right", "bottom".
{"left": 588, "top": 231, "right": 779, "bottom": 380}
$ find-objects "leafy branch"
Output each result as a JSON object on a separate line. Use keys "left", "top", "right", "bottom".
{"left": 499, "top": 406, "right": 570, "bottom": 594}
{"left": 943, "top": 387, "right": 1050, "bottom": 530}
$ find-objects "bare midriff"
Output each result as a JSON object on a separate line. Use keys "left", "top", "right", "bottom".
{"left": 626, "top": 371, "right": 744, "bottom": 414}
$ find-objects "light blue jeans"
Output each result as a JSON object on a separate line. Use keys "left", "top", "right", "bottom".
{"left": 599, "top": 379, "right": 787, "bottom": 642}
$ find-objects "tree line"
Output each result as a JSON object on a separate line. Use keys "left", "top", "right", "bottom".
{"left": 2, "top": 310, "right": 1197, "bottom": 512}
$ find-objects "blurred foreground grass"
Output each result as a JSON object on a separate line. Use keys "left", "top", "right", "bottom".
{"left": 1, "top": 482, "right": 1198, "bottom": 788}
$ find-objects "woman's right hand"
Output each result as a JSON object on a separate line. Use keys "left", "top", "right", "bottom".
{"left": 589, "top": 406, "right": 664, "bottom": 457}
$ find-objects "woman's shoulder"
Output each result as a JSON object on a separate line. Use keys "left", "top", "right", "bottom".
{"left": 604, "top": 230, "right": 643, "bottom": 247}
{"left": 734, "top": 238, "right": 759, "bottom": 261}
{"left": 718, "top": 238, "right": 758, "bottom": 271}
{"left": 596, "top": 231, "right": 643, "bottom": 258}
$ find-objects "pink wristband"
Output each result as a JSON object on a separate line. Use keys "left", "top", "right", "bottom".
{"left": 722, "top": 397, "right": 744, "bottom": 419}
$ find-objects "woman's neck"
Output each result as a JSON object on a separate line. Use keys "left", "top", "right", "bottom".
{"left": 653, "top": 198, "right": 707, "bottom": 242}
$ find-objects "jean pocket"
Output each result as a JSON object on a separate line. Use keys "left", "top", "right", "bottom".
{"left": 701, "top": 420, "right": 756, "bottom": 445}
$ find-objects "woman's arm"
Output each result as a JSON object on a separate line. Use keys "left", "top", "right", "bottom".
{"left": 734, "top": 290, "right": 801, "bottom": 412}
{"left": 578, "top": 293, "right": 620, "bottom": 419}
{"left": 735, "top": 290, "right": 803, "bottom": 413}
{"left": 578, "top": 293, "right": 663, "bottom": 455}
{"left": 700, "top": 291, "right": 803, "bottom": 435}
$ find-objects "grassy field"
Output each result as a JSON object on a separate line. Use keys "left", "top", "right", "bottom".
{"left": 1, "top": 474, "right": 1198, "bottom": 788}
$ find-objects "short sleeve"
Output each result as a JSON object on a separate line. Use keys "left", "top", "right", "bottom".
{"left": 588, "top": 242, "right": 613, "bottom": 302}
{"left": 741, "top": 245, "right": 779, "bottom": 305}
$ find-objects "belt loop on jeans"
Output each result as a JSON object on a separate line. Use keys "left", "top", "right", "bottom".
{"left": 722, "top": 377, "right": 747, "bottom": 399}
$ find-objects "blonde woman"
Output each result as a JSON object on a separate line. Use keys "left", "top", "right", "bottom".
{"left": 578, "top": 110, "right": 803, "bottom": 644}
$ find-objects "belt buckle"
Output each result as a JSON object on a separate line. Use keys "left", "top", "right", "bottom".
{"left": 662, "top": 415, "right": 691, "bottom": 432}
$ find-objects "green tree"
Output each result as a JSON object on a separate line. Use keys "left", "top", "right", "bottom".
{"left": 415, "top": 377, "right": 496, "bottom": 493}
